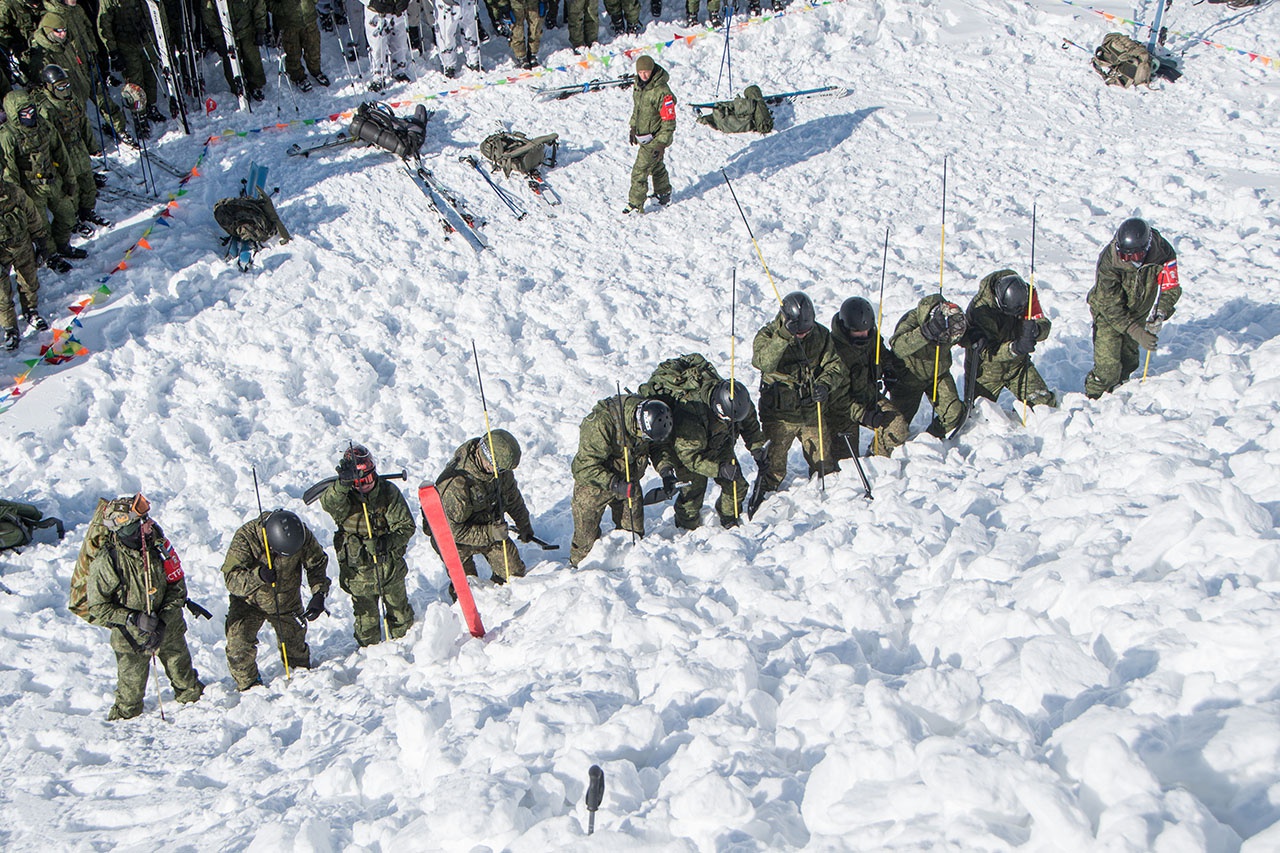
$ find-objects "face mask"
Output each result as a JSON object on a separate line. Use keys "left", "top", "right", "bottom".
{"left": 18, "top": 110, "right": 36, "bottom": 128}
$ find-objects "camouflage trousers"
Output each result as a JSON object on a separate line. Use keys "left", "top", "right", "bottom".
{"left": 510, "top": 0, "right": 543, "bottom": 61}
{"left": 564, "top": 0, "right": 600, "bottom": 47}
{"left": 1085, "top": 321, "right": 1141, "bottom": 399}
{"left": 107, "top": 613, "right": 203, "bottom": 720}
{"left": 829, "top": 399, "right": 910, "bottom": 459}
{"left": 890, "top": 372, "right": 963, "bottom": 439}
{"left": 976, "top": 358, "right": 1057, "bottom": 408}
{"left": 570, "top": 480, "right": 644, "bottom": 566}
{"left": 628, "top": 142, "right": 671, "bottom": 210}
{"left": 1, "top": 248, "right": 41, "bottom": 329}
{"left": 431, "top": 535, "right": 526, "bottom": 583}
{"left": 687, "top": 0, "right": 721, "bottom": 16}
{"left": 225, "top": 595, "right": 310, "bottom": 690}
{"left": 281, "top": 19, "right": 324, "bottom": 81}
{"left": 118, "top": 45, "right": 160, "bottom": 108}
{"left": 673, "top": 466, "right": 748, "bottom": 529}
{"left": 339, "top": 556, "right": 414, "bottom": 647}
{"left": 32, "top": 186, "right": 77, "bottom": 251}
{"left": 758, "top": 413, "right": 837, "bottom": 494}
{"left": 603, "top": 0, "right": 640, "bottom": 27}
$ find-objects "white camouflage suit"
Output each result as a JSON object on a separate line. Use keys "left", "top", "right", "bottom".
{"left": 361, "top": 0, "right": 411, "bottom": 82}
{"left": 434, "top": 0, "right": 480, "bottom": 74}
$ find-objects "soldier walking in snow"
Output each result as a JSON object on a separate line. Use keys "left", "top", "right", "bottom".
{"left": 87, "top": 495, "right": 205, "bottom": 720}
{"left": 221, "top": 510, "right": 330, "bottom": 690}
{"left": 1085, "top": 217, "right": 1181, "bottom": 398}
{"left": 623, "top": 53, "right": 674, "bottom": 215}
{"left": 319, "top": 444, "right": 416, "bottom": 646}
{"left": 430, "top": 430, "right": 536, "bottom": 587}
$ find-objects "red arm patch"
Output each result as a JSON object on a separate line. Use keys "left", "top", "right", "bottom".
{"left": 659, "top": 95, "right": 676, "bottom": 122}
{"left": 160, "top": 537, "right": 184, "bottom": 582}
{"left": 1158, "top": 260, "right": 1179, "bottom": 291}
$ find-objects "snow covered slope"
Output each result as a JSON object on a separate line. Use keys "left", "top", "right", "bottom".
{"left": 2, "top": 0, "right": 1279, "bottom": 849}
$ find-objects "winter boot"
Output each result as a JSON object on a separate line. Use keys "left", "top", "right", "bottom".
{"left": 319, "top": 11, "right": 333, "bottom": 30}
{"left": 250, "top": 88, "right": 266, "bottom": 102}
{"left": 56, "top": 244, "right": 88, "bottom": 260}
{"left": 3, "top": 328, "right": 18, "bottom": 351}
{"left": 623, "top": 203, "right": 644, "bottom": 215}
{"left": 293, "top": 76, "right": 313, "bottom": 92}
{"left": 313, "top": 71, "right": 331, "bottom": 86}
{"left": 80, "top": 208, "right": 111, "bottom": 228}
{"left": 657, "top": 192, "right": 671, "bottom": 206}
{"left": 610, "top": 14, "right": 625, "bottom": 32}
{"left": 144, "top": 104, "right": 166, "bottom": 123}
{"left": 684, "top": 12, "right": 697, "bottom": 25}
{"left": 709, "top": 10, "right": 722, "bottom": 25}
{"left": 748, "top": 0, "right": 761, "bottom": 14}
{"left": 651, "top": 0, "right": 661, "bottom": 15}
{"left": 73, "top": 219, "right": 95, "bottom": 238}
{"left": 24, "top": 312, "right": 48, "bottom": 332}
{"left": 45, "top": 254, "right": 71, "bottom": 274}
{"left": 94, "top": 172, "right": 109, "bottom": 188}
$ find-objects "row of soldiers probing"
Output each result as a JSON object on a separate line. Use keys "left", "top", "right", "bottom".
{"left": 0, "top": 214, "right": 1180, "bottom": 719}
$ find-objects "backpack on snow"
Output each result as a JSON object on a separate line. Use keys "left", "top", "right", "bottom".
{"left": 1092, "top": 33, "right": 1154, "bottom": 88}
{"left": 480, "top": 131, "right": 560, "bottom": 177}
{"left": 214, "top": 195, "right": 281, "bottom": 245}
{"left": 638, "top": 353, "right": 722, "bottom": 405}
{"left": 348, "top": 101, "right": 429, "bottom": 159}
{"left": 0, "top": 499, "right": 64, "bottom": 551}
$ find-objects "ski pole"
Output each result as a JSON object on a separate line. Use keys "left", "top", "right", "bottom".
{"left": 615, "top": 381, "right": 637, "bottom": 544}
{"left": 1020, "top": 203, "right": 1037, "bottom": 426}
{"left": 932, "top": 156, "right": 947, "bottom": 404}
{"left": 586, "top": 765, "right": 604, "bottom": 834}
{"left": 473, "top": 340, "right": 512, "bottom": 583}
{"left": 721, "top": 169, "right": 782, "bottom": 306}
{"left": 730, "top": 267, "right": 740, "bottom": 519}
{"left": 874, "top": 225, "right": 889, "bottom": 456}
{"left": 142, "top": 534, "right": 166, "bottom": 721}
{"left": 838, "top": 433, "right": 873, "bottom": 501}
{"left": 253, "top": 466, "right": 290, "bottom": 678}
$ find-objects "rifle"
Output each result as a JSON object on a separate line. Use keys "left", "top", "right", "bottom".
{"left": 303, "top": 469, "right": 407, "bottom": 505}
{"left": 746, "top": 440, "right": 772, "bottom": 519}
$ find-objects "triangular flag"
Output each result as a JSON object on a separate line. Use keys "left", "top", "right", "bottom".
{"left": 113, "top": 261, "right": 127, "bottom": 271}
{"left": 96, "top": 284, "right": 111, "bottom": 294}
{"left": 138, "top": 238, "right": 152, "bottom": 250}
{"left": 191, "top": 166, "right": 200, "bottom": 177}
{"left": 24, "top": 358, "right": 39, "bottom": 368}
{"left": 74, "top": 347, "right": 89, "bottom": 357}
{"left": 52, "top": 329, "right": 66, "bottom": 342}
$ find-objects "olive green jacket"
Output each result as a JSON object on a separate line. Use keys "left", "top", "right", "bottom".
{"left": 752, "top": 313, "right": 847, "bottom": 421}
{"left": 221, "top": 512, "right": 330, "bottom": 615}
{"left": 630, "top": 64, "right": 676, "bottom": 147}
{"left": 0, "top": 90, "right": 73, "bottom": 195}
{"left": 890, "top": 294, "right": 959, "bottom": 387}
{"left": 1088, "top": 230, "right": 1180, "bottom": 332}
{"left": 571, "top": 395, "right": 677, "bottom": 491}
{"left": 829, "top": 317, "right": 899, "bottom": 426}
{"left": 87, "top": 531, "right": 188, "bottom": 633}
{"left": 0, "top": 177, "right": 48, "bottom": 255}
{"left": 435, "top": 438, "right": 533, "bottom": 549}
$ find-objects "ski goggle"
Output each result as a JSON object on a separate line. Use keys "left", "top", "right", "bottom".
{"left": 103, "top": 493, "right": 150, "bottom": 530}
{"left": 1116, "top": 249, "right": 1147, "bottom": 264}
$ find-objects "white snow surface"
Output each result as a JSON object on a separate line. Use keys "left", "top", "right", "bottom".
{"left": 2, "top": 0, "right": 1280, "bottom": 849}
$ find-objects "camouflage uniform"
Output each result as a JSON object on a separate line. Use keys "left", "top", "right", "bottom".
{"left": 0, "top": 0, "right": 42, "bottom": 73}
{"left": 966, "top": 269, "right": 1056, "bottom": 408}
{"left": 44, "top": 0, "right": 129, "bottom": 138}
{"left": 563, "top": 0, "right": 597, "bottom": 49}
{"left": 752, "top": 311, "right": 847, "bottom": 492}
{"left": 431, "top": 437, "right": 534, "bottom": 582}
{"left": 0, "top": 497, "right": 43, "bottom": 548}
{"left": 272, "top": 0, "right": 324, "bottom": 85}
{"left": 0, "top": 178, "right": 47, "bottom": 330}
{"left": 828, "top": 314, "right": 908, "bottom": 458}
{"left": 34, "top": 79, "right": 97, "bottom": 214}
{"left": 508, "top": 0, "right": 540, "bottom": 66}
{"left": 569, "top": 394, "right": 677, "bottom": 566}
{"left": 87, "top": 521, "right": 204, "bottom": 720}
{"left": 201, "top": 0, "right": 268, "bottom": 94}
{"left": 0, "top": 90, "right": 77, "bottom": 252}
{"left": 695, "top": 85, "right": 773, "bottom": 134}
{"left": 888, "top": 294, "right": 965, "bottom": 438}
{"left": 601, "top": 0, "right": 635, "bottom": 31}
{"left": 98, "top": 0, "right": 164, "bottom": 108}
{"left": 638, "top": 355, "right": 765, "bottom": 529}
{"left": 319, "top": 476, "right": 416, "bottom": 646}
{"left": 627, "top": 59, "right": 675, "bottom": 212}
{"left": 220, "top": 511, "right": 330, "bottom": 690}
{"left": 1085, "top": 230, "right": 1180, "bottom": 398}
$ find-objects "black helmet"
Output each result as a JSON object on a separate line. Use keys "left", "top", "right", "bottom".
{"left": 837, "top": 297, "right": 875, "bottom": 338}
{"left": 479, "top": 428, "right": 521, "bottom": 472}
{"left": 343, "top": 444, "right": 378, "bottom": 493}
{"left": 992, "top": 273, "right": 1031, "bottom": 317}
{"left": 263, "top": 510, "right": 305, "bottom": 557}
{"left": 635, "top": 398, "right": 673, "bottom": 442}
{"left": 41, "top": 64, "right": 69, "bottom": 88}
{"left": 780, "top": 291, "right": 815, "bottom": 336}
{"left": 1114, "top": 218, "right": 1152, "bottom": 262}
{"left": 710, "top": 379, "right": 751, "bottom": 423}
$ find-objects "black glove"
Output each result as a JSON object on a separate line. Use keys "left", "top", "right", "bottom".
{"left": 861, "top": 407, "right": 890, "bottom": 429}
{"left": 33, "top": 242, "right": 47, "bottom": 265}
{"left": 375, "top": 534, "right": 395, "bottom": 556}
{"left": 750, "top": 446, "right": 768, "bottom": 466}
{"left": 303, "top": 591, "right": 325, "bottom": 621}
{"left": 652, "top": 143, "right": 666, "bottom": 161}
{"left": 255, "top": 30, "right": 266, "bottom": 47}
{"left": 258, "top": 565, "right": 277, "bottom": 585}
{"left": 921, "top": 311, "right": 948, "bottom": 343}
{"left": 336, "top": 457, "right": 357, "bottom": 484}
{"left": 1128, "top": 322, "right": 1158, "bottom": 351}
{"left": 1011, "top": 320, "right": 1039, "bottom": 357}
{"left": 609, "top": 476, "right": 631, "bottom": 498}
{"left": 811, "top": 383, "right": 830, "bottom": 404}
{"left": 517, "top": 527, "right": 535, "bottom": 543}
{"left": 659, "top": 467, "right": 677, "bottom": 495}
{"left": 717, "top": 459, "right": 739, "bottom": 481}
{"left": 127, "top": 611, "right": 162, "bottom": 650}
{"left": 628, "top": 126, "right": 637, "bottom": 145}
{"left": 1145, "top": 310, "right": 1167, "bottom": 336}
{"left": 487, "top": 521, "right": 509, "bottom": 542}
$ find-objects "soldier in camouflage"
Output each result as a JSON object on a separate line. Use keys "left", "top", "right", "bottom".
{"left": 200, "top": 0, "right": 268, "bottom": 101}
{"left": 0, "top": 89, "right": 83, "bottom": 267}
{"left": 35, "top": 64, "right": 109, "bottom": 233}
{"left": 888, "top": 293, "right": 968, "bottom": 438}
{"left": 97, "top": 0, "right": 169, "bottom": 123}
{"left": 965, "top": 270, "right": 1056, "bottom": 408}
{"left": 624, "top": 54, "right": 675, "bottom": 214}
{"left": 320, "top": 444, "right": 416, "bottom": 646}
{"left": 570, "top": 393, "right": 676, "bottom": 566}
{"left": 221, "top": 509, "right": 330, "bottom": 690}
{"left": 752, "top": 291, "right": 847, "bottom": 495}
{"left": 828, "top": 296, "right": 909, "bottom": 458}
{"left": 0, "top": 175, "right": 51, "bottom": 349}
{"left": 431, "top": 429, "right": 536, "bottom": 586}
{"left": 87, "top": 495, "right": 204, "bottom": 720}
{"left": 1085, "top": 217, "right": 1181, "bottom": 398}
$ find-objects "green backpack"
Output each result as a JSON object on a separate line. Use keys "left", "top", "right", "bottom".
{"left": 214, "top": 196, "right": 281, "bottom": 245}
{"left": 0, "top": 499, "right": 64, "bottom": 551}
{"left": 69, "top": 497, "right": 117, "bottom": 622}
{"left": 480, "top": 131, "right": 560, "bottom": 177}
{"left": 639, "top": 353, "right": 723, "bottom": 405}
{"left": 1092, "top": 33, "right": 1154, "bottom": 88}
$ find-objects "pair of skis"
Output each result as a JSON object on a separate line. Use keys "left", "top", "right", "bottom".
{"left": 688, "top": 84, "right": 851, "bottom": 113}
{"left": 403, "top": 160, "right": 489, "bottom": 253}
{"left": 459, "top": 155, "right": 562, "bottom": 221}
{"left": 225, "top": 161, "right": 290, "bottom": 271}
{"left": 532, "top": 75, "right": 637, "bottom": 100}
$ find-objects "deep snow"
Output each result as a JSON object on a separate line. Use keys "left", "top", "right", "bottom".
{"left": 2, "top": 0, "right": 1280, "bottom": 849}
